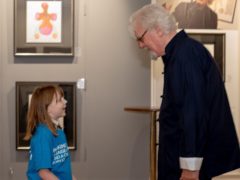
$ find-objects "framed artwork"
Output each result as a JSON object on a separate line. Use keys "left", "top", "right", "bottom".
{"left": 187, "top": 32, "right": 225, "bottom": 81}
{"left": 156, "top": 0, "right": 218, "bottom": 29}
{"left": 209, "top": 0, "right": 237, "bottom": 23}
{"left": 14, "top": 0, "right": 74, "bottom": 56}
{"left": 156, "top": 0, "right": 237, "bottom": 28}
{"left": 156, "top": 0, "right": 192, "bottom": 12}
{"left": 16, "top": 81, "right": 77, "bottom": 150}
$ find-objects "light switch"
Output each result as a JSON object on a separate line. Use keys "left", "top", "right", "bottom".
{"left": 77, "top": 78, "right": 86, "bottom": 90}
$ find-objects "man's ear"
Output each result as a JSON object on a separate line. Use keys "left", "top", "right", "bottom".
{"left": 155, "top": 26, "right": 164, "bottom": 37}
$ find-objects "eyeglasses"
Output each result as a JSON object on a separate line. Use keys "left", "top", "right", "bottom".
{"left": 135, "top": 29, "right": 148, "bottom": 42}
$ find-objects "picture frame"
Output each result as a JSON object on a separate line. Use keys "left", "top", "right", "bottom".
{"left": 156, "top": 0, "right": 218, "bottom": 29}
{"left": 14, "top": 0, "right": 74, "bottom": 56}
{"left": 187, "top": 32, "right": 225, "bottom": 81}
{"left": 156, "top": 0, "right": 237, "bottom": 29}
{"left": 16, "top": 81, "right": 77, "bottom": 150}
{"left": 209, "top": 0, "right": 237, "bottom": 23}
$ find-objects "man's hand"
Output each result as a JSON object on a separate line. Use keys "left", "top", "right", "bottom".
{"left": 180, "top": 169, "right": 199, "bottom": 180}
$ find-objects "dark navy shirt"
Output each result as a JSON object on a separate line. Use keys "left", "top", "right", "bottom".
{"left": 158, "top": 30, "right": 240, "bottom": 179}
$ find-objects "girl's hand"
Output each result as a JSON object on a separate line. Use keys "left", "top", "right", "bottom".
{"left": 72, "top": 175, "right": 77, "bottom": 180}
{"left": 38, "top": 169, "right": 59, "bottom": 180}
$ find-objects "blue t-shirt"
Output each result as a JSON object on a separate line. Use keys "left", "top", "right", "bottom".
{"left": 26, "top": 124, "right": 72, "bottom": 180}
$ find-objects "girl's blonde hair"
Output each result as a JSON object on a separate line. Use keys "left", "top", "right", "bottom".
{"left": 24, "top": 85, "right": 64, "bottom": 140}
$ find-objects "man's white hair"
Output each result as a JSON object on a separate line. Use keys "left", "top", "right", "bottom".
{"left": 128, "top": 3, "right": 177, "bottom": 36}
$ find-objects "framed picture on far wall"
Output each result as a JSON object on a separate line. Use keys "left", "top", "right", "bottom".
{"left": 209, "top": 0, "right": 237, "bottom": 23}
{"left": 155, "top": 0, "right": 237, "bottom": 29}
{"left": 16, "top": 81, "right": 77, "bottom": 150}
{"left": 187, "top": 31, "right": 226, "bottom": 81}
{"left": 155, "top": 0, "right": 218, "bottom": 29}
{"left": 14, "top": 0, "right": 74, "bottom": 56}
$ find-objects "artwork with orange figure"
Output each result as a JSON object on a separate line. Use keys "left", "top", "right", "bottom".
{"left": 35, "top": 3, "right": 57, "bottom": 36}
{"left": 26, "top": 1, "right": 62, "bottom": 43}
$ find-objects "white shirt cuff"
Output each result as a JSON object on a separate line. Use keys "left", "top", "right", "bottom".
{"left": 180, "top": 157, "right": 203, "bottom": 171}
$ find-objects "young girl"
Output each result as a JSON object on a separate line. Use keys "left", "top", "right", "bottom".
{"left": 24, "top": 85, "right": 76, "bottom": 180}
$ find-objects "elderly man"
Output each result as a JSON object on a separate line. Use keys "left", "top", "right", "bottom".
{"left": 128, "top": 3, "right": 240, "bottom": 180}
